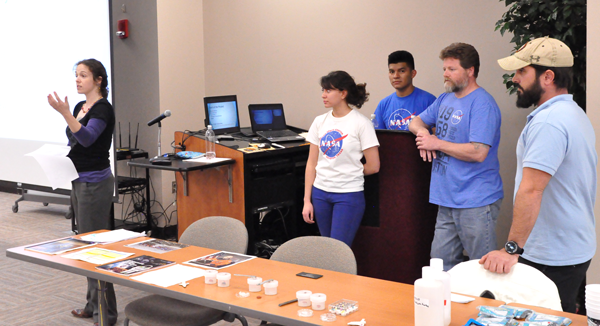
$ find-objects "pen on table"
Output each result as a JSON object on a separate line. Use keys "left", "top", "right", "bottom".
{"left": 271, "top": 143, "right": 285, "bottom": 149}
{"left": 278, "top": 298, "right": 298, "bottom": 307}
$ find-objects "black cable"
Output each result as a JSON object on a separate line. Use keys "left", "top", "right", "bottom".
{"left": 146, "top": 176, "right": 177, "bottom": 228}
{"left": 275, "top": 207, "right": 290, "bottom": 240}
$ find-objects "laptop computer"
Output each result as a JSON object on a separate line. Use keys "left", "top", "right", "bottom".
{"left": 248, "top": 104, "right": 305, "bottom": 142}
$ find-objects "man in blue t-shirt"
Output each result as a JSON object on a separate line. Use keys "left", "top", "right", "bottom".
{"left": 480, "top": 37, "right": 597, "bottom": 313}
{"left": 373, "top": 51, "right": 436, "bottom": 131}
{"left": 409, "top": 43, "right": 503, "bottom": 271}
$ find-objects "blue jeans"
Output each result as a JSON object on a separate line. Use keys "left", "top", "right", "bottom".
{"left": 431, "top": 198, "right": 502, "bottom": 271}
{"left": 312, "top": 187, "right": 365, "bottom": 247}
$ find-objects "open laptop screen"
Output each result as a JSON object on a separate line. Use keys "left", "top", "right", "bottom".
{"left": 249, "top": 104, "right": 288, "bottom": 131}
{"left": 204, "top": 95, "right": 241, "bottom": 135}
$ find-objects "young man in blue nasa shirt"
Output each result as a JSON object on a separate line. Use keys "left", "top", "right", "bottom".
{"left": 409, "top": 43, "right": 503, "bottom": 271}
{"left": 480, "top": 37, "right": 597, "bottom": 313}
{"left": 373, "top": 51, "right": 436, "bottom": 130}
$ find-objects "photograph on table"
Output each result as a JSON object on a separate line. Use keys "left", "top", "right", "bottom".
{"left": 96, "top": 255, "right": 175, "bottom": 276}
{"left": 184, "top": 251, "right": 256, "bottom": 269}
{"left": 25, "top": 237, "right": 97, "bottom": 255}
{"left": 125, "top": 239, "right": 190, "bottom": 254}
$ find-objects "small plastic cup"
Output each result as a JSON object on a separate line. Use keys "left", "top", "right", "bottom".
{"left": 310, "top": 293, "right": 327, "bottom": 310}
{"left": 263, "top": 280, "right": 278, "bottom": 295}
{"left": 217, "top": 272, "right": 231, "bottom": 287}
{"left": 247, "top": 277, "right": 262, "bottom": 292}
{"left": 205, "top": 270, "right": 218, "bottom": 284}
{"left": 296, "top": 290, "right": 312, "bottom": 307}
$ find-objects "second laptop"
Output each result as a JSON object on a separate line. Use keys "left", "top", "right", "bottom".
{"left": 248, "top": 104, "right": 305, "bottom": 142}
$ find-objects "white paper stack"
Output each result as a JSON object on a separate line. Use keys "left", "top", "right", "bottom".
{"left": 81, "top": 229, "right": 146, "bottom": 243}
{"left": 132, "top": 264, "right": 205, "bottom": 287}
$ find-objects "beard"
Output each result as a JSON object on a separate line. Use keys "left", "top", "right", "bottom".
{"left": 444, "top": 76, "right": 469, "bottom": 93}
{"left": 515, "top": 80, "right": 543, "bottom": 108}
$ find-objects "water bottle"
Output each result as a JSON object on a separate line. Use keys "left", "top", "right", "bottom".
{"left": 370, "top": 113, "right": 377, "bottom": 128}
{"left": 430, "top": 258, "right": 452, "bottom": 326}
{"left": 205, "top": 125, "right": 216, "bottom": 159}
{"left": 414, "top": 266, "right": 444, "bottom": 326}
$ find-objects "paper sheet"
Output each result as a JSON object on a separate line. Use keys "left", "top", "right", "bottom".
{"left": 25, "top": 144, "right": 78, "bottom": 189}
{"left": 80, "top": 229, "right": 146, "bottom": 243}
{"left": 62, "top": 248, "right": 134, "bottom": 265}
{"left": 451, "top": 293, "right": 476, "bottom": 303}
{"left": 184, "top": 157, "right": 231, "bottom": 163}
{"left": 131, "top": 264, "right": 205, "bottom": 287}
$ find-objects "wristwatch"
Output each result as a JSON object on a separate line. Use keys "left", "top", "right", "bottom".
{"left": 505, "top": 240, "right": 524, "bottom": 255}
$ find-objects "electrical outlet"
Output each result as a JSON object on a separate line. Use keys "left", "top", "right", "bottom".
{"left": 172, "top": 181, "right": 177, "bottom": 193}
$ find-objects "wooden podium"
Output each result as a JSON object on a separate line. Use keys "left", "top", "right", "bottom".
{"left": 174, "top": 132, "right": 246, "bottom": 238}
{"left": 353, "top": 130, "right": 438, "bottom": 284}
{"left": 173, "top": 131, "right": 310, "bottom": 245}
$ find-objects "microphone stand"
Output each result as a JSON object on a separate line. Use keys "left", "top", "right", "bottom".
{"left": 149, "top": 121, "right": 171, "bottom": 165}
{"left": 157, "top": 121, "right": 162, "bottom": 157}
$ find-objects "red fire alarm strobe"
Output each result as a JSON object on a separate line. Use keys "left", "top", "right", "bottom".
{"left": 117, "top": 19, "right": 129, "bottom": 39}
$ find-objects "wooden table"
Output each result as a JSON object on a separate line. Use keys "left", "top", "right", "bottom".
{"left": 5, "top": 234, "right": 540, "bottom": 326}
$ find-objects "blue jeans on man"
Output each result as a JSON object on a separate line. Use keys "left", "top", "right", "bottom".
{"left": 431, "top": 199, "right": 502, "bottom": 271}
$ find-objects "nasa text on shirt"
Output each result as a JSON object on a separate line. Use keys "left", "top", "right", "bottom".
{"left": 387, "top": 108, "right": 416, "bottom": 130}
{"left": 320, "top": 129, "right": 347, "bottom": 159}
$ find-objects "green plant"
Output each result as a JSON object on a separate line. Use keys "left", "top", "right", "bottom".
{"left": 495, "top": 0, "right": 586, "bottom": 110}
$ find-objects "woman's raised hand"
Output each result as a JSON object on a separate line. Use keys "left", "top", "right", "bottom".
{"left": 47, "top": 92, "right": 70, "bottom": 116}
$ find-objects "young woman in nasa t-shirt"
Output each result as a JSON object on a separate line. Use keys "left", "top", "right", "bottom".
{"left": 303, "top": 71, "right": 380, "bottom": 247}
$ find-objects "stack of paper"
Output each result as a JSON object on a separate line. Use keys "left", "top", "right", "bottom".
{"left": 81, "top": 229, "right": 146, "bottom": 243}
{"left": 132, "top": 264, "right": 205, "bottom": 287}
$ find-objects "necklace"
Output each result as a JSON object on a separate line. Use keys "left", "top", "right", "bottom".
{"left": 82, "top": 97, "right": 103, "bottom": 114}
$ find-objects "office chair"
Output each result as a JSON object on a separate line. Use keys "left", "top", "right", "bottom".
{"left": 123, "top": 216, "right": 249, "bottom": 326}
{"left": 269, "top": 236, "right": 357, "bottom": 274}
{"left": 259, "top": 236, "right": 357, "bottom": 326}
{"left": 448, "top": 260, "right": 562, "bottom": 311}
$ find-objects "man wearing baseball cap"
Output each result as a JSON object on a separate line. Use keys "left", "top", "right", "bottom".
{"left": 480, "top": 36, "right": 597, "bottom": 313}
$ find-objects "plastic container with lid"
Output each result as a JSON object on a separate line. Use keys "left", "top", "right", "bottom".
{"left": 204, "top": 270, "right": 218, "bottom": 284}
{"left": 310, "top": 293, "right": 327, "bottom": 311}
{"left": 414, "top": 266, "right": 444, "bottom": 326}
{"left": 430, "top": 258, "right": 451, "bottom": 326}
{"left": 217, "top": 272, "right": 231, "bottom": 287}
{"left": 263, "top": 280, "right": 278, "bottom": 295}
{"left": 297, "top": 290, "right": 312, "bottom": 307}
{"left": 328, "top": 299, "right": 358, "bottom": 316}
{"left": 247, "top": 277, "right": 262, "bottom": 292}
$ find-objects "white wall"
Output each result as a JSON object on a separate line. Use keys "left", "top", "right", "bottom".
{"left": 587, "top": 1, "right": 599, "bottom": 283}
{"left": 156, "top": 0, "right": 206, "bottom": 226}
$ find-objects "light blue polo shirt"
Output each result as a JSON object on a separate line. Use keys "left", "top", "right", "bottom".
{"left": 516, "top": 95, "right": 597, "bottom": 266}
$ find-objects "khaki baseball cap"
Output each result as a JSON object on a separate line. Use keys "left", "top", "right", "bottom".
{"left": 497, "top": 36, "right": 573, "bottom": 71}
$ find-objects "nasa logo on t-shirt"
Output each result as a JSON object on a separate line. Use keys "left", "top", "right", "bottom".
{"left": 451, "top": 110, "right": 463, "bottom": 125}
{"left": 320, "top": 129, "right": 347, "bottom": 159}
{"left": 387, "top": 108, "right": 415, "bottom": 130}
